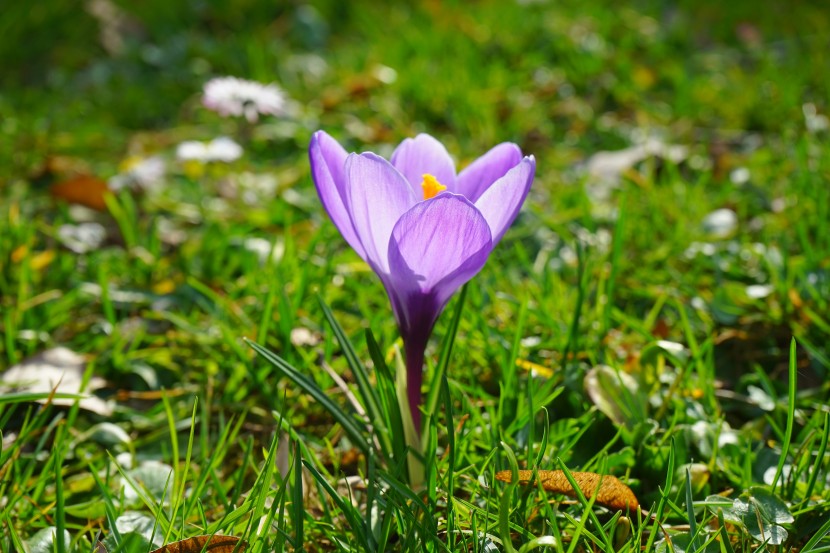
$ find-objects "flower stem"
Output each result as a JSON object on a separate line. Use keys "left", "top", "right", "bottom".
{"left": 405, "top": 341, "right": 425, "bottom": 434}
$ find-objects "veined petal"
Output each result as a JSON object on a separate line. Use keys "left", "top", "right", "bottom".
{"left": 391, "top": 134, "right": 456, "bottom": 192}
{"left": 474, "top": 156, "right": 535, "bottom": 245}
{"left": 309, "top": 131, "right": 365, "bottom": 259}
{"left": 456, "top": 142, "right": 523, "bottom": 202}
{"left": 346, "top": 152, "right": 418, "bottom": 272}
{"left": 387, "top": 194, "right": 493, "bottom": 331}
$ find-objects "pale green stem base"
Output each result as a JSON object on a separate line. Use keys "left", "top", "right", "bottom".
{"left": 394, "top": 345, "right": 424, "bottom": 488}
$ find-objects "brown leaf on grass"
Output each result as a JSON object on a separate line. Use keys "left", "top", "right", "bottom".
{"left": 50, "top": 174, "right": 111, "bottom": 211}
{"left": 495, "top": 469, "right": 640, "bottom": 512}
{"left": 149, "top": 535, "right": 247, "bottom": 553}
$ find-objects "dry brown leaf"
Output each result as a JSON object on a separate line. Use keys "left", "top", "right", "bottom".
{"left": 149, "top": 535, "right": 247, "bottom": 553}
{"left": 495, "top": 469, "right": 639, "bottom": 512}
{"left": 50, "top": 174, "right": 111, "bottom": 211}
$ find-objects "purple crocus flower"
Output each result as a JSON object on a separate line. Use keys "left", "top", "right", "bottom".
{"left": 310, "top": 131, "right": 535, "bottom": 432}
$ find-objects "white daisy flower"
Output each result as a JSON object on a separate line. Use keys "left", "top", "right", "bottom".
{"left": 202, "top": 76, "right": 287, "bottom": 122}
{"left": 57, "top": 222, "right": 107, "bottom": 253}
{"left": 175, "top": 141, "right": 210, "bottom": 162}
{"left": 176, "top": 137, "right": 243, "bottom": 163}
{"left": 207, "top": 136, "right": 244, "bottom": 162}
{"left": 702, "top": 208, "right": 738, "bottom": 238}
{"left": 108, "top": 156, "right": 166, "bottom": 191}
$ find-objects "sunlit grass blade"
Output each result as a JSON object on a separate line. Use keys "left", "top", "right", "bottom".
{"left": 246, "top": 339, "right": 370, "bottom": 455}
{"left": 291, "top": 440, "right": 304, "bottom": 551}
{"left": 556, "top": 460, "right": 613, "bottom": 552}
{"left": 441, "top": 372, "right": 456, "bottom": 550}
{"left": 379, "top": 470, "right": 444, "bottom": 551}
{"left": 562, "top": 242, "right": 587, "bottom": 368}
{"left": 500, "top": 296, "right": 528, "bottom": 427}
{"left": 534, "top": 407, "right": 549, "bottom": 469}
{"left": 53, "top": 426, "right": 67, "bottom": 553}
{"left": 256, "top": 282, "right": 278, "bottom": 345}
{"left": 104, "top": 191, "right": 137, "bottom": 251}
{"left": 168, "top": 398, "right": 198, "bottom": 544}
{"left": 716, "top": 508, "right": 736, "bottom": 553}
{"left": 317, "top": 295, "right": 387, "bottom": 451}
{"left": 366, "top": 328, "right": 406, "bottom": 471}
{"left": 684, "top": 467, "right": 700, "bottom": 552}
{"left": 603, "top": 192, "right": 626, "bottom": 339}
{"left": 804, "top": 411, "right": 830, "bottom": 503}
{"left": 644, "top": 437, "right": 675, "bottom": 552}
{"left": 0, "top": 392, "right": 87, "bottom": 405}
{"left": 3, "top": 513, "right": 26, "bottom": 552}
{"left": 422, "top": 283, "right": 468, "bottom": 445}
{"left": 499, "top": 441, "right": 520, "bottom": 553}
{"left": 303, "top": 459, "right": 374, "bottom": 552}
{"left": 771, "top": 338, "right": 798, "bottom": 494}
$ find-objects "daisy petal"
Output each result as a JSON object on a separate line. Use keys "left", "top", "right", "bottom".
{"left": 474, "top": 156, "right": 536, "bottom": 245}
{"left": 391, "top": 134, "right": 456, "bottom": 192}
{"left": 457, "top": 142, "right": 523, "bottom": 202}
{"left": 346, "top": 153, "right": 418, "bottom": 272}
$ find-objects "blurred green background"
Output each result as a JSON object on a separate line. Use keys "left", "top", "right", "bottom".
{"left": 3, "top": 0, "right": 829, "bottom": 176}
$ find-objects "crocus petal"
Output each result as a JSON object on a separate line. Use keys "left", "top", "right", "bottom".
{"left": 474, "top": 156, "right": 536, "bottom": 245}
{"left": 309, "top": 131, "right": 365, "bottom": 259}
{"left": 386, "top": 193, "right": 492, "bottom": 332}
{"left": 391, "top": 134, "right": 456, "bottom": 192}
{"left": 346, "top": 152, "right": 418, "bottom": 272}
{"left": 456, "top": 142, "right": 523, "bottom": 202}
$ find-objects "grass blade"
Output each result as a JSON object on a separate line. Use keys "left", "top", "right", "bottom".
{"left": 771, "top": 338, "right": 798, "bottom": 494}
{"left": 804, "top": 411, "right": 830, "bottom": 502}
{"left": 317, "top": 295, "right": 387, "bottom": 450}
{"left": 422, "top": 283, "right": 468, "bottom": 444}
{"left": 366, "top": 328, "right": 406, "bottom": 471}
{"left": 303, "top": 459, "right": 374, "bottom": 552}
{"left": 685, "top": 467, "right": 700, "bottom": 551}
{"left": 246, "top": 339, "right": 370, "bottom": 455}
{"left": 499, "top": 441, "right": 520, "bottom": 553}
{"left": 292, "top": 440, "right": 304, "bottom": 551}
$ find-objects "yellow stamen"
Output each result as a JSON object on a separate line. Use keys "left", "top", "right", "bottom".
{"left": 421, "top": 173, "right": 447, "bottom": 200}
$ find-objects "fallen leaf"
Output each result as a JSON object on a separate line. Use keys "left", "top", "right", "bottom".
{"left": 584, "top": 139, "right": 688, "bottom": 185}
{"left": 495, "top": 469, "right": 640, "bottom": 512}
{"left": 50, "top": 174, "right": 112, "bottom": 211}
{"left": 0, "top": 347, "right": 113, "bottom": 415}
{"left": 24, "top": 527, "right": 72, "bottom": 553}
{"left": 150, "top": 535, "right": 247, "bottom": 553}
{"left": 584, "top": 365, "right": 643, "bottom": 428}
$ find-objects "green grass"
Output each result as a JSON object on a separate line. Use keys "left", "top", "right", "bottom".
{"left": 2, "top": 0, "right": 830, "bottom": 551}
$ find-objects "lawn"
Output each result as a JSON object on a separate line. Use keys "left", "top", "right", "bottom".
{"left": 2, "top": 0, "right": 829, "bottom": 551}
